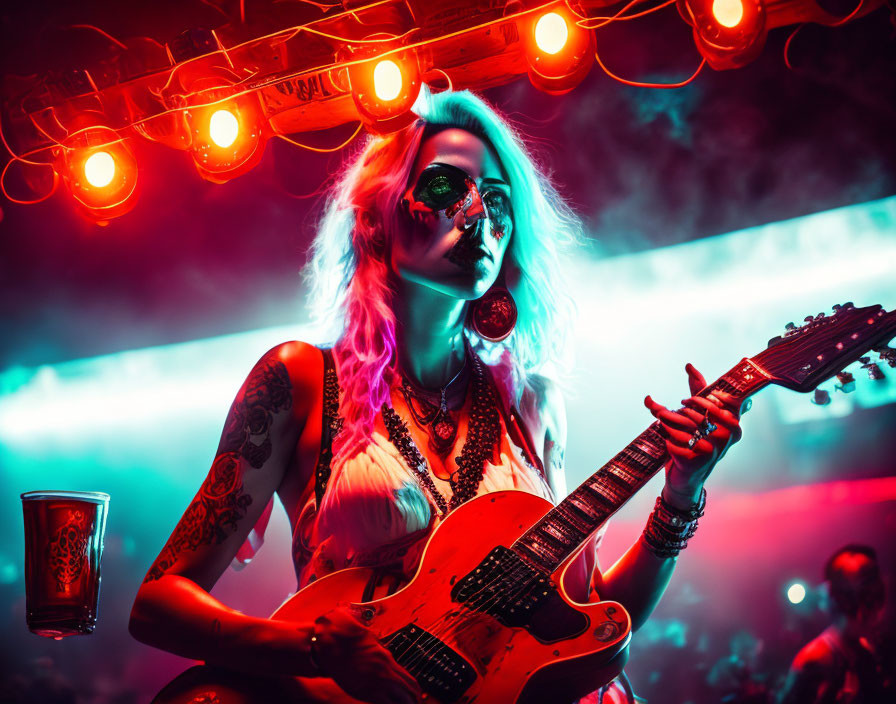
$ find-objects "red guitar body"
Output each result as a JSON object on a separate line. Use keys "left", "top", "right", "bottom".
{"left": 153, "top": 490, "right": 631, "bottom": 704}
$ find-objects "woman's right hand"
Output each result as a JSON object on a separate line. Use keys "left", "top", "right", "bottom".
{"left": 314, "top": 607, "right": 423, "bottom": 704}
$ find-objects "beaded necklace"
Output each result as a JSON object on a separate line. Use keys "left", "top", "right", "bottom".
{"left": 381, "top": 350, "right": 500, "bottom": 517}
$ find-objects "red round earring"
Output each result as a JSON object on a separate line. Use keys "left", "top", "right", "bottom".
{"left": 470, "top": 287, "right": 517, "bottom": 342}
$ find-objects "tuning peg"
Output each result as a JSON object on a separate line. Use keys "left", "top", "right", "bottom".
{"left": 804, "top": 316, "right": 815, "bottom": 323}
{"left": 859, "top": 357, "right": 886, "bottom": 381}
{"left": 843, "top": 302, "right": 855, "bottom": 310}
{"left": 835, "top": 371, "right": 856, "bottom": 393}
{"left": 816, "top": 312, "right": 826, "bottom": 320}
{"left": 875, "top": 346, "right": 896, "bottom": 368}
{"left": 812, "top": 388, "right": 831, "bottom": 405}
{"left": 785, "top": 322, "right": 796, "bottom": 331}
{"left": 832, "top": 304, "right": 842, "bottom": 313}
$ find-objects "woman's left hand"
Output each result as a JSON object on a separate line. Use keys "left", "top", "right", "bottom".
{"left": 644, "top": 363, "right": 744, "bottom": 509}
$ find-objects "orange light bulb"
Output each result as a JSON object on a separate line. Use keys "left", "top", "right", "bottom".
{"left": 373, "top": 60, "right": 403, "bottom": 102}
{"left": 83, "top": 151, "right": 116, "bottom": 188}
{"left": 712, "top": 0, "right": 744, "bottom": 28}
{"left": 209, "top": 109, "right": 239, "bottom": 148}
{"left": 534, "top": 12, "right": 569, "bottom": 55}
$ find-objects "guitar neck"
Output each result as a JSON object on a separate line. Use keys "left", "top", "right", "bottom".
{"left": 511, "top": 358, "right": 771, "bottom": 573}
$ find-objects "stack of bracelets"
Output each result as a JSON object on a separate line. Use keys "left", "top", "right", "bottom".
{"left": 642, "top": 488, "right": 707, "bottom": 558}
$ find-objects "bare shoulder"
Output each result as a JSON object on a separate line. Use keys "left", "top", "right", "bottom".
{"left": 259, "top": 340, "right": 324, "bottom": 422}
{"left": 791, "top": 634, "right": 838, "bottom": 672}
{"left": 522, "top": 373, "right": 567, "bottom": 445}
{"left": 521, "top": 373, "right": 568, "bottom": 498}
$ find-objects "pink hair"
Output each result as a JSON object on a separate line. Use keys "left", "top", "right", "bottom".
{"left": 305, "top": 120, "right": 427, "bottom": 461}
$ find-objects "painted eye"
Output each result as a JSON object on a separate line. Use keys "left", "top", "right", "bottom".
{"left": 483, "top": 190, "right": 510, "bottom": 217}
{"left": 428, "top": 175, "right": 453, "bottom": 198}
{"left": 414, "top": 164, "right": 470, "bottom": 210}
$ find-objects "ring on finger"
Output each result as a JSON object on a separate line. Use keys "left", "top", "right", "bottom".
{"left": 688, "top": 412, "right": 716, "bottom": 449}
{"left": 699, "top": 411, "right": 717, "bottom": 436}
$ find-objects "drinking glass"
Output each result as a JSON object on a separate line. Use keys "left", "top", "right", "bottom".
{"left": 21, "top": 490, "right": 110, "bottom": 637}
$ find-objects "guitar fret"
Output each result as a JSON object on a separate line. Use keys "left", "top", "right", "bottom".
{"left": 578, "top": 480, "right": 617, "bottom": 510}
{"left": 519, "top": 533, "right": 565, "bottom": 565}
{"left": 537, "top": 520, "right": 581, "bottom": 548}
{"left": 515, "top": 542, "right": 553, "bottom": 572}
{"left": 607, "top": 462, "right": 642, "bottom": 487}
{"left": 568, "top": 491, "right": 608, "bottom": 523}
{"left": 593, "top": 476, "right": 628, "bottom": 506}
{"left": 553, "top": 509, "right": 588, "bottom": 539}
{"left": 512, "top": 365, "right": 770, "bottom": 574}
{"left": 552, "top": 504, "right": 593, "bottom": 535}
{"left": 620, "top": 444, "right": 651, "bottom": 463}
{"left": 633, "top": 437, "right": 664, "bottom": 460}
{"left": 601, "top": 468, "right": 634, "bottom": 495}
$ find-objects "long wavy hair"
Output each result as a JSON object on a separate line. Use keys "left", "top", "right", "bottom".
{"left": 303, "top": 89, "right": 584, "bottom": 462}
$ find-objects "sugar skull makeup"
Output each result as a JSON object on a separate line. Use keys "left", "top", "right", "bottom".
{"left": 403, "top": 162, "right": 512, "bottom": 241}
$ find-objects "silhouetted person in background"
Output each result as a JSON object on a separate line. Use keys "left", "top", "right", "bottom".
{"left": 778, "top": 544, "right": 890, "bottom": 704}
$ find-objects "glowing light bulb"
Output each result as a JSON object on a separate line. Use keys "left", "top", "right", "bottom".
{"left": 787, "top": 582, "right": 807, "bottom": 604}
{"left": 83, "top": 151, "right": 115, "bottom": 188}
{"left": 373, "top": 60, "right": 403, "bottom": 102}
{"left": 712, "top": 0, "right": 744, "bottom": 28}
{"left": 534, "top": 12, "right": 569, "bottom": 55}
{"left": 209, "top": 109, "right": 239, "bottom": 148}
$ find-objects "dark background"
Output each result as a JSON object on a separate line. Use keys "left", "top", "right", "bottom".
{"left": 2, "top": 2, "right": 895, "bottom": 703}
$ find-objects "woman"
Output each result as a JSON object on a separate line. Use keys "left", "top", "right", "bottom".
{"left": 129, "top": 89, "right": 743, "bottom": 703}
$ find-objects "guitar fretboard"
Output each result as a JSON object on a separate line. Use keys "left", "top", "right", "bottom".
{"left": 511, "top": 358, "right": 770, "bottom": 573}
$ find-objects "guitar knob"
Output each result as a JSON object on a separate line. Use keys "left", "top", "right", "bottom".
{"left": 785, "top": 322, "right": 796, "bottom": 331}
{"left": 843, "top": 302, "right": 855, "bottom": 310}
{"left": 832, "top": 304, "right": 842, "bottom": 313}
{"left": 835, "top": 372, "right": 856, "bottom": 393}
{"left": 804, "top": 316, "right": 815, "bottom": 323}
{"left": 812, "top": 389, "right": 831, "bottom": 406}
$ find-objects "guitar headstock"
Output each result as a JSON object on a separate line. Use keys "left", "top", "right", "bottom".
{"left": 754, "top": 303, "right": 896, "bottom": 392}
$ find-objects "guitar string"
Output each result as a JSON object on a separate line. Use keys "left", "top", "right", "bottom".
{"left": 383, "top": 396, "right": 706, "bottom": 677}
{"left": 385, "top": 454, "right": 645, "bottom": 672}
{"left": 408, "top": 518, "right": 608, "bottom": 672}
{"left": 388, "top": 562, "right": 545, "bottom": 678}
{"left": 383, "top": 564, "right": 533, "bottom": 667}
{"left": 388, "top": 447, "right": 663, "bottom": 677}
{"left": 410, "top": 383, "right": 752, "bottom": 671}
{"left": 389, "top": 487, "right": 625, "bottom": 675}
{"left": 387, "top": 450, "right": 656, "bottom": 674}
{"left": 392, "top": 373, "right": 761, "bottom": 680}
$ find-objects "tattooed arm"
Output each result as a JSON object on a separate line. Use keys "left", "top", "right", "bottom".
{"left": 128, "top": 341, "right": 322, "bottom": 676}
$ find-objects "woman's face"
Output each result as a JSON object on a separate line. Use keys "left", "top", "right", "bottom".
{"left": 391, "top": 127, "right": 513, "bottom": 300}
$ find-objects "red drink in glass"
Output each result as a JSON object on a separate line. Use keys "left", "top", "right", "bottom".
{"left": 21, "top": 490, "right": 110, "bottom": 637}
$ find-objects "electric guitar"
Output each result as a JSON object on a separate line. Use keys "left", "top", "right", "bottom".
{"left": 153, "top": 302, "right": 896, "bottom": 704}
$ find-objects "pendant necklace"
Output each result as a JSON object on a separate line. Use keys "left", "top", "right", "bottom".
{"left": 398, "top": 349, "right": 470, "bottom": 459}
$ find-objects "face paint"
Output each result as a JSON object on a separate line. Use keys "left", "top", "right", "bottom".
{"left": 403, "top": 163, "right": 510, "bottom": 240}
{"left": 481, "top": 188, "right": 511, "bottom": 242}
